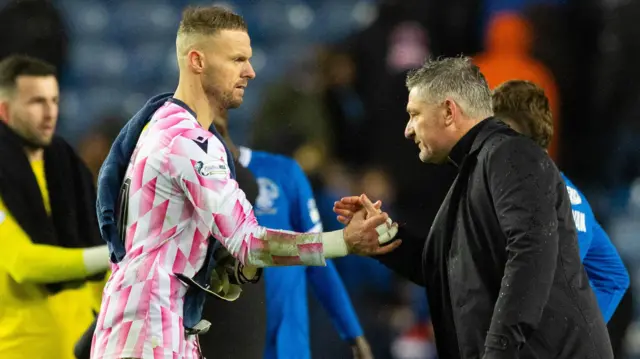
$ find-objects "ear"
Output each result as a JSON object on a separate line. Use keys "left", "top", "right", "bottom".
{"left": 187, "top": 49, "right": 206, "bottom": 74}
{"left": 0, "top": 101, "right": 9, "bottom": 123}
{"left": 443, "top": 98, "right": 456, "bottom": 126}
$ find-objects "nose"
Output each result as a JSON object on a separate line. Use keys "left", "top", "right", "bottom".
{"left": 43, "top": 100, "right": 58, "bottom": 121}
{"left": 243, "top": 61, "right": 256, "bottom": 80}
{"left": 404, "top": 121, "right": 415, "bottom": 140}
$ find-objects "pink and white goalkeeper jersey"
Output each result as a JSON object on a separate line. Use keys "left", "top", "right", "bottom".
{"left": 91, "top": 100, "right": 327, "bottom": 359}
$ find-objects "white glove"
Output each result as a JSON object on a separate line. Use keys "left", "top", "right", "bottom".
{"left": 376, "top": 217, "right": 398, "bottom": 245}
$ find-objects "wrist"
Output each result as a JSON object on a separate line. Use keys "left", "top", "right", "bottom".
{"left": 321, "top": 230, "right": 349, "bottom": 258}
{"left": 82, "top": 245, "right": 109, "bottom": 275}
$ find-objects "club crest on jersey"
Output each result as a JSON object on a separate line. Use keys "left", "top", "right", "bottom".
{"left": 256, "top": 177, "right": 279, "bottom": 215}
{"left": 194, "top": 160, "right": 227, "bottom": 178}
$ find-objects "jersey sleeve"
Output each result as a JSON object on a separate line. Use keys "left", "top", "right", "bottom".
{"left": 582, "top": 215, "right": 630, "bottom": 323}
{"left": 566, "top": 185, "right": 593, "bottom": 260}
{"left": 0, "top": 199, "right": 89, "bottom": 284}
{"left": 288, "top": 160, "right": 323, "bottom": 233}
{"left": 168, "top": 134, "right": 327, "bottom": 268}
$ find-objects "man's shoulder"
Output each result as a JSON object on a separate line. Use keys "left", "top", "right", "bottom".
{"left": 141, "top": 116, "right": 221, "bottom": 157}
{"left": 561, "top": 174, "right": 593, "bottom": 216}
{"left": 481, "top": 131, "right": 548, "bottom": 163}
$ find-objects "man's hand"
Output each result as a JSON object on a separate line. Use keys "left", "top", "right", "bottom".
{"left": 343, "top": 194, "right": 401, "bottom": 256}
{"left": 351, "top": 336, "right": 374, "bottom": 359}
{"left": 334, "top": 196, "right": 382, "bottom": 225}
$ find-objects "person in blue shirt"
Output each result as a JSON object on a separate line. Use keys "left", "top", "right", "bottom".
{"left": 213, "top": 116, "right": 373, "bottom": 359}
{"left": 492, "top": 79, "right": 630, "bottom": 323}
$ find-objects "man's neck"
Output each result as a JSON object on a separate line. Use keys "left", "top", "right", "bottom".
{"left": 173, "top": 75, "right": 223, "bottom": 131}
{"left": 26, "top": 148, "right": 44, "bottom": 162}
{"left": 455, "top": 117, "right": 485, "bottom": 140}
{"left": 213, "top": 110, "right": 240, "bottom": 160}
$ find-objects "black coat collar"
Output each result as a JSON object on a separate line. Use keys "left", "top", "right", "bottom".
{"left": 0, "top": 121, "right": 104, "bottom": 292}
{"left": 448, "top": 117, "right": 512, "bottom": 168}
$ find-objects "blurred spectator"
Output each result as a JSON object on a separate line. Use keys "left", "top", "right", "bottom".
{"left": 0, "top": 0, "right": 68, "bottom": 73}
{"left": 251, "top": 45, "right": 333, "bottom": 176}
{"left": 345, "top": 0, "right": 458, "bottom": 236}
{"left": 474, "top": 11, "right": 561, "bottom": 162}
{"left": 77, "top": 116, "right": 124, "bottom": 183}
{"left": 591, "top": 0, "right": 640, "bottom": 191}
{"left": 523, "top": 3, "right": 596, "bottom": 187}
{"left": 319, "top": 47, "right": 367, "bottom": 168}
{"left": 391, "top": 321, "right": 437, "bottom": 359}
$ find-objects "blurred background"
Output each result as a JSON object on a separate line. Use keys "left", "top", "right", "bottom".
{"left": 2, "top": 0, "right": 640, "bottom": 357}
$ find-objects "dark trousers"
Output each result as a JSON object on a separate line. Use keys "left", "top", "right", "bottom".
{"left": 607, "top": 289, "right": 634, "bottom": 358}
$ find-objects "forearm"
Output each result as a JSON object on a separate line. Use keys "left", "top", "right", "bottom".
{"left": 308, "top": 261, "right": 363, "bottom": 340}
{"left": 4, "top": 243, "right": 108, "bottom": 284}
{"left": 585, "top": 223, "right": 630, "bottom": 323}
{"left": 221, "top": 220, "right": 346, "bottom": 267}
{"left": 0, "top": 212, "right": 109, "bottom": 284}
{"left": 376, "top": 226, "right": 426, "bottom": 286}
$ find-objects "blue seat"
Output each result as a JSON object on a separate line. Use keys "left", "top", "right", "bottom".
{"left": 110, "top": 2, "right": 180, "bottom": 44}
{"left": 310, "top": 1, "right": 360, "bottom": 42}
{"left": 68, "top": 41, "right": 128, "bottom": 86}
{"left": 124, "top": 41, "right": 174, "bottom": 85}
{"left": 58, "top": 0, "right": 111, "bottom": 39}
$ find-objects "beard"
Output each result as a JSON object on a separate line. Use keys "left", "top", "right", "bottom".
{"left": 6, "top": 122, "right": 51, "bottom": 149}
{"left": 202, "top": 71, "right": 243, "bottom": 110}
{"left": 8, "top": 115, "right": 52, "bottom": 149}
{"left": 18, "top": 128, "right": 51, "bottom": 149}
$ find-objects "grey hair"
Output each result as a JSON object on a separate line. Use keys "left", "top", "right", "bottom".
{"left": 406, "top": 56, "right": 493, "bottom": 119}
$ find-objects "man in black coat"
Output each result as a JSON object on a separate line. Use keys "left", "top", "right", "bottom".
{"left": 334, "top": 57, "right": 613, "bottom": 358}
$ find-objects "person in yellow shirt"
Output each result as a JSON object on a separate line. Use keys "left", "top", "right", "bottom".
{"left": 0, "top": 55, "right": 110, "bottom": 359}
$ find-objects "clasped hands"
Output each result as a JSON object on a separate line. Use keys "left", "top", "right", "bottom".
{"left": 336, "top": 194, "right": 402, "bottom": 256}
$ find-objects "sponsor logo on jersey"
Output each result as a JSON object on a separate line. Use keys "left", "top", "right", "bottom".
{"left": 195, "top": 160, "right": 227, "bottom": 178}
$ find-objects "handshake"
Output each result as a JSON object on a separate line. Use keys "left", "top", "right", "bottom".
{"left": 208, "top": 194, "right": 402, "bottom": 301}
{"left": 333, "top": 193, "right": 402, "bottom": 256}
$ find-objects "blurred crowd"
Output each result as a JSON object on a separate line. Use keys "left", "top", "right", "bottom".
{"left": 2, "top": 0, "right": 640, "bottom": 358}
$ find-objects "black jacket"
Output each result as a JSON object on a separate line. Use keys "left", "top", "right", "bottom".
{"left": 378, "top": 118, "right": 613, "bottom": 359}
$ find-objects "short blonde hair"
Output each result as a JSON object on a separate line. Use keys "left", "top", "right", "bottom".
{"left": 492, "top": 80, "right": 553, "bottom": 149}
{"left": 178, "top": 6, "right": 247, "bottom": 37}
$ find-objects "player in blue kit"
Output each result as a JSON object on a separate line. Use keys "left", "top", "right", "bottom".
{"left": 492, "top": 80, "right": 629, "bottom": 322}
{"left": 213, "top": 116, "right": 373, "bottom": 359}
